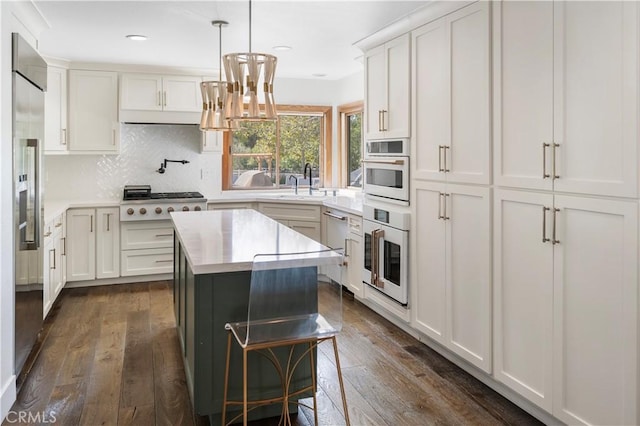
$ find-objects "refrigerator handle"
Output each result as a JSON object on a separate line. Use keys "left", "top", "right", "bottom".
{"left": 29, "top": 138, "right": 40, "bottom": 250}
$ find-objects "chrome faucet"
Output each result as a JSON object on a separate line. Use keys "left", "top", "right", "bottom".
{"left": 288, "top": 175, "right": 298, "bottom": 195}
{"left": 303, "top": 162, "right": 314, "bottom": 195}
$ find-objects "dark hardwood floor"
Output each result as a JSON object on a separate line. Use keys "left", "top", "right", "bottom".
{"left": 4, "top": 282, "right": 542, "bottom": 426}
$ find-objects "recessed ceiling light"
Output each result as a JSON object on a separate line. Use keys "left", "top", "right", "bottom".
{"left": 312, "top": 73, "right": 327, "bottom": 78}
{"left": 273, "top": 45, "right": 292, "bottom": 51}
{"left": 126, "top": 34, "right": 148, "bottom": 41}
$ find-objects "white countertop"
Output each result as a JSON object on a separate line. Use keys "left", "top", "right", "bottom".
{"left": 171, "top": 209, "right": 334, "bottom": 275}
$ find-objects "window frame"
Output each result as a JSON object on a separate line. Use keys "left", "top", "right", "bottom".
{"left": 222, "top": 104, "right": 332, "bottom": 190}
{"left": 337, "top": 101, "right": 364, "bottom": 188}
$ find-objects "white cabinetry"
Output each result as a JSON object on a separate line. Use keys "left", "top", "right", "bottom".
{"left": 493, "top": 1, "right": 638, "bottom": 197}
{"left": 67, "top": 207, "right": 120, "bottom": 281}
{"left": 120, "top": 221, "right": 173, "bottom": 276}
{"left": 68, "top": 70, "right": 119, "bottom": 152}
{"left": 120, "top": 73, "right": 202, "bottom": 124}
{"left": 412, "top": 2, "right": 490, "bottom": 185}
{"left": 321, "top": 208, "right": 363, "bottom": 297}
{"left": 44, "top": 66, "right": 67, "bottom": 153}
{"left": 494, "top": 189, "right": 638, "bottom": 424}
{"left": 411, "top": 181, "right": 491, "bottom": 372}
{"left": 364, "top": 33, "right": 410, "bottom": 140}
{"left": 43, "top": 212, "right": 65, "bottom": 318}
{"left": 258, "top": 203, "right": 321, "bottom": 242}
{"left": 201, "top": 131, "right": 222, "bottom": 153}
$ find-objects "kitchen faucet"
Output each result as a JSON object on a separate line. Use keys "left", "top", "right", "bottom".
{"left": 303, "top": 162, "right": 315, "bottom": 195}
{"left": 288, "top": 175, "right": 298, "bottom": 195}
{"left": 157, "top": 159, "right": 190, "bottom": 174}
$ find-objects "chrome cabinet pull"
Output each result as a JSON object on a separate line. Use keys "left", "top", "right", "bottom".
{"left": 61, "top": 128, "right": 67, "bottom": 145}
{"left": 163, "top": 91, "right": 167, "bottom": 107}
{"left": 378, "top": 110, "right": 382, "bottom": 132}
{"left": 438, "top": 145, "right": 444, "bottom": 172}
{"left": 343, "top": 238, "right": 349, "bottom": 266}
{"left": 155, "top": 233, "right": 173, "bottom": 237}
{"left": 438, "top": 192, "right": 444, "bottom": 219}
{"left": 443, "top": 193, "right": 450, "bottom": 220}
{"left": 443, "top": 146, "right": 450, "bottom": 173}
{"left": 542, "top": 143, "right": 550, "bottom": 178}
{"left": 323, "top": 211, "right": 347, "bottom": 221}
{"left": 552, "top": 208, "right": 560, "bottom": 244}
{"left": 50, "top": 249, "right": 56, "bottom": 270}
{"left": 157, "top": 90, "right": 161, "bottom": 106}
{"left": 90, "top": 215, "right": 93, "bottom": 233}
{"left": 61, "top": 237, "right": 66, "bottom": 256}
{"left": 552, "top": 143, "right": 560, "bottom": 180}
{"left": 155, "top": 259, "right": 173, "bottom": 263}
{"left": 542, "top": 206, "right": 550, "bottom": 243}
{"left": 106, "top": 213, "right": 110, "bottom": 232}
{"left": 381, "top": 109, "right": 387, "bottom": 131}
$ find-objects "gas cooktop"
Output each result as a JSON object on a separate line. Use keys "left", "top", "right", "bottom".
{"left": 150, "top": 192, "right": 204, "bottom": 200}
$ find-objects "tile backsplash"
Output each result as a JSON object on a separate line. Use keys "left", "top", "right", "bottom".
{"left": 45, "top": 124, "right": 221, "bottom": 201}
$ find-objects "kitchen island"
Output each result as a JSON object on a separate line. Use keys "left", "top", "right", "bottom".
{"left": 171, "top": 209, "right": 333, "bottom": 424}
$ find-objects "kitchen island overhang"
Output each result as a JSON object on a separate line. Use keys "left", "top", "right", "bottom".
{"left": 170, "top": 209, "right": 339, "bottom": 424}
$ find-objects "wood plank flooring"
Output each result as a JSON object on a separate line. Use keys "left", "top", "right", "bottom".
{"left": 4, "top": 282, "right": 542, "bottom": 426}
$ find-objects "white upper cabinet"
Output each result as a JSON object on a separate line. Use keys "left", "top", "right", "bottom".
{"left": 364, "top": 33, "right": 410, "bottom": 140}
{"left": 120, "top": 73, "right": 202, "bottom": 112}
{"left": 68, "top": 70, "right": 119, "bottom": 152}
{"left": 494, "top": 1, "right": 638, "bottom": 197}
{"left": 44, "top": 66, "right": 68, "bottom": 153}
{"left": 412, "top": 2, "right": 491, "bottom": 185}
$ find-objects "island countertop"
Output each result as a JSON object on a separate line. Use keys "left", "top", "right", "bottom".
{"left": 171, "top": 209, "right": 330, "bottom": 275}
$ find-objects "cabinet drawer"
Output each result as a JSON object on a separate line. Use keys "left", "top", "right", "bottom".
{"left": 258, "top": 203, "right": 321, "bottom": 222}
{"left": 121, "top": 247, "right": 173, "bottom": 276}
{"left": 208, "top": 202, "right": 255, "bottom": 211}
{"left": 121, "top": 221, "right": 173, "bottom": 249}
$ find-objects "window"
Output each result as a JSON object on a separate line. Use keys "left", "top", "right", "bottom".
{"left": 338, "top": 101, "right": 363, "bottom": 187}
{"left": 222, "top": 105, "right": 332, "bottom": 190}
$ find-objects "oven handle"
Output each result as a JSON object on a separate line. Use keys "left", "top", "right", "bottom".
{"left": 373, "top": 228, "right": 385, "bottom": 288}
{"left": 362, "top": 159, "right": 405, "bottom": 166}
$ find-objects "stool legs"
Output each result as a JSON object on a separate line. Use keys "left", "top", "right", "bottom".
{"left": 332, "top": 336, "right": 351, "bottom": 426}
{"left": 222, "top": 331, "right": 232, "bottom": 426}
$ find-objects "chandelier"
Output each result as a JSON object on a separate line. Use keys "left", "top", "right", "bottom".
{"left": 223, "top": 0, "right": 278, "bottom": 121}
{"left": 200, "top": 20, "right": 236, "bottom": 131}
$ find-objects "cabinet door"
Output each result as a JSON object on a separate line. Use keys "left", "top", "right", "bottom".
{"left": 553, "top": 1, "right": 638, "bottom": 198}
{"left": 163, "top": 75, "right": 202, "bottom": 112}
{"left": 412, "top": 17, "right": 447, "bottom": 182}
{"left": 364, "top": 44, "right": 386, "bottom": 140}
{"left": 43, "top": 235, "right": 53, "bottom": 317}
{"left": 410, "top": 181, "right": 446, "bottom": 343}
{"left": 346, "top": 233, "right": 363, "bottom": 298}
{"left": 446, "top": 2, "right": 491, "bottom": 185}
{"left": 201, "top": 131, "right": 221, "bottom": 153}
{"left": 493, "top": 1, "right": 553, "bottom": 191}
{"left": 96, "top": 207, "right": 120, "bottom": 279}
{"left": 445, "top": 184, "right": 491, "bottom": 372}
{"left": 552, "top": 196, "right": 638, "bottom": 425}
{"left": 384, "top": 34, "right": 410, "bottom": 139}
{"left": 493, "top": 189, "right": 554, "bottom": 411}
{"left": 120, "top": 73, "right": 163, "bottom": 111}
{"left": 288, "top": 220, "right": 321, "bottom": 242}
{"left": 44, "top": 66, "right": 68, "bottom": 152}
{"left": 68, "top": 70, "right": 119, "bottom": 152}
{"left": 66, "top": 208, "right": 95, "bottom": 281}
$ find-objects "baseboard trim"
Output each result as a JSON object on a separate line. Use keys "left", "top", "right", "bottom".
{"left": 0, "top": 374, "right": 16, "bottom": 422}
{"left": 64, "top": 273, "right": 172, "bottom": 288}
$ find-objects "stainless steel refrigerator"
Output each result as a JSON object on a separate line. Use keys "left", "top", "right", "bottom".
{"left": 12, "top": 33, "right": 46, "bottom": 380}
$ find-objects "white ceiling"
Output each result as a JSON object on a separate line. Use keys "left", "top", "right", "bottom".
{"left": 34, "top": 0, "right": 430, "bottom": 80}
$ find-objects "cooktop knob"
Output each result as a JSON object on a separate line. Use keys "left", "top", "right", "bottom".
{"left": 139, "top": 207, "right": 147, "bottom": 215}
{"left": 182, "top": 206, "right": 190, "bottom": 212}
{"left": 167, "top": 207, "right": 174, "bottom": 213}
{"left": 194, "top": 206, "right": 202, "bottom": 211}
{"left": 127, "top": 208, "right": 134, "bottom": 215}
{"left": 155, "top": 207, "right": 162, "bottom": 214}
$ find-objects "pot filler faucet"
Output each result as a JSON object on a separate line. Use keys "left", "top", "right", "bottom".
{"left": 157, "top": 159, "right": 190, "bottom": 174}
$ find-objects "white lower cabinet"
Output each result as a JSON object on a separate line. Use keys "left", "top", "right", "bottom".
{"left": 258, "top": 203, "right": 321, "bottom": 242}
{"left": 494, "top": 189, "right": 638, "bottom": 424}
{"left": 67, "top": 207, "right": 119, "bottom": 281}
{"left": 120, "top": 220, "right": 173, "bottom": 276}
{"left": 411, "top": 181, "right": 491, "bottom": 372}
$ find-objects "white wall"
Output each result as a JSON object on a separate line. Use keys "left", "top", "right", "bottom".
{"left": 46, "top": 124, "right": 221, "bottom": 201}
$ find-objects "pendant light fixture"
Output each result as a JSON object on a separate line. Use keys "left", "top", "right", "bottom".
{"left": 200, "top": 20, "right": 236, "bottom": 131}
{"left": 223, "top": 0, "right": 278, "bottom": 121}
